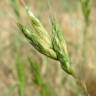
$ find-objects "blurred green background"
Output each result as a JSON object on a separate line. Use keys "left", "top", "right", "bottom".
{"left": 0, "top": 0, "right": 96, "bottom": 96}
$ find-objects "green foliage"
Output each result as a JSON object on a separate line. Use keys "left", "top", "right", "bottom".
{"left": 28, "top": 57, "right": 44, "bottom": 85}
{"left": 28, "top": 57, "right": 57, "bottom": 96}
{"left": 16, "top": 54, "right": 26, "bottom": 96}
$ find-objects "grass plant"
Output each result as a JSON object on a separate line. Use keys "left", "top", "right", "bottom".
{"left": 10, "top": 0, "right": 92, "bottom": 95}
{"left": 80, "top": 0, "right": 92, "bottom": 76}
{"left": 18, "top": 4, "right": 90, "bottom": 96}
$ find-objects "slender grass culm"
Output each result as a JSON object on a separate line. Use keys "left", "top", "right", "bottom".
{"left": 80, "top": 0, "right": 91, "bottom": 72}
{"left": 17, "top": 0, "right": 91, "bottom": 96}
{"left": 80, "top": 0, "right": 91, "bottom": 95}
{"left": 16, "top": 54, "right": 26, "bottom": 96}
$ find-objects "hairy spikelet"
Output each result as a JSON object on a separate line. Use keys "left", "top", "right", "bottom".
{"left": 51, "top": 17, "right": 73, "bottom": 74}
{"left": 17, "top": 23, "right": 57, "bottom": 59}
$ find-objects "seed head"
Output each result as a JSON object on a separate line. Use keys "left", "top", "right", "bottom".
{"left": 18, "top": 7, "right": 57, "bottom": 59}
{"left": 18, "top": 7, "right": 74, "bottom": 75}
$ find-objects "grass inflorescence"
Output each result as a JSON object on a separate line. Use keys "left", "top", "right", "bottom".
{"left": 18, "top": 7, "right": 74, "bottom": 76}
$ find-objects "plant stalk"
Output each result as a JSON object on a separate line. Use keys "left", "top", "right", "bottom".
{"left": 61, "top": 65, "right": 89, "bottom": 96}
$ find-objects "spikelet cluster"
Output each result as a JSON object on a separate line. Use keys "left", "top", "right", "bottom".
{"left": 18, "top": 7, "right": 74, "bottom": 75}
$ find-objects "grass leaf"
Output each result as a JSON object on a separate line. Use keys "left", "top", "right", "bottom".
{"left": 16, "top": 54, "right": 26, "bottom": 96}
{"left": 28, "top": 57, "right": 57, "bottom": 96}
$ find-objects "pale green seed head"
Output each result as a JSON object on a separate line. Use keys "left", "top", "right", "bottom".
{"left": 18, "top": 7, "right": 57, "bottom": 59}
{"left": 26, "top": 7, "right": 51, "bottom": 43}
{"left": 18, "top": 7, "right": 73, "bottom": 75}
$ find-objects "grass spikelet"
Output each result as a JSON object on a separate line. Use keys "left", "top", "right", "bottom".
{"left": 50, "top": 17, "right": 74, "bottom": 75}
{"left": 17, "top": 22, "right": 57, "bottom": 59}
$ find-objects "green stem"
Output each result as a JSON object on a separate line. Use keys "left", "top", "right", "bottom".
{"left": 79, "top": 23, "right": 89, "bottom": 79}
{"left": 71, "top": 69, "right": 89, "bottom": 96}
{"left": 61, "top": 65, "right": 89, "bottom": 96}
